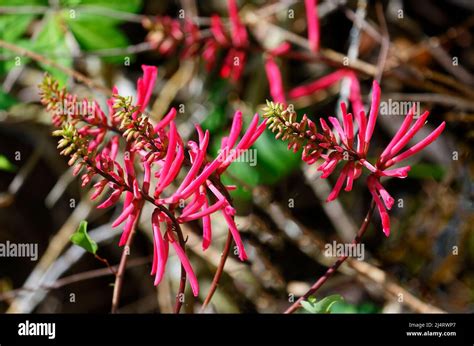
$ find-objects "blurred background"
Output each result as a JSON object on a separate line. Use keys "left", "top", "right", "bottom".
{"left": 0, "top": 0, "right": 473, "bottom": 313}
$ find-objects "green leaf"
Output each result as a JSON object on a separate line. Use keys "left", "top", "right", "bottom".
{"left": 66, "top": 17, "right": 129, "bottom": 63}
{"left": 33, "top": 14, "right": 72, "bottom": 85}
{"left": 0, "top": 14, "right": 37, "bottom": 76}
{"left": 0, "top": 0, "right": 47, "bottom": 5}
{"left": 407, "top": 163, "right": 445, "bottom": 181}
{"left": 61, "top": 0, "right": 142, "bottom": 13}
{"left": 70, "top": 221, "right": 98, "bottom": 254}
{"left": 201, "top": 105, "right": 227, "bottom": 133}
{"left": 300, "top": 294, "right": 344, "bottom": 314}
{"left": 329, "top": 301, "right": 380, "bottom": 314}
{"left": 252, "top": 129, "right": 301, "bottom": 184}
{"left": 0, "top": 14, "right": 36, "bottom": 42}
{"left": 0, "top": 90, "right": 17, "bottom": 110}
{"left": 0, "top": 155, "right": 17, "bottom": 173}
{"left": 221, "top": 160, "right": 260, "bottom": 204}
{"left": 59, "top": 0, "right": 141, "bottom": 27}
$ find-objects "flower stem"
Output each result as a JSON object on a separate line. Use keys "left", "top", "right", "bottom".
{"left": 174, "top": 219, "right": 188, "bottom": 314}
{"left": 284, "top": 199, "right": 376, "bottom": 314}
{"left": 94, "top": 254, "right": 116, "bottom": 275}
{"left": 0, "top": 39, "right": 111, "bottom": 95}
{"left": 200, "top": 231, "right": 233, "bottom": 312}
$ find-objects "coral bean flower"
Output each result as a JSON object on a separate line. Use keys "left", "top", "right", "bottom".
{"left": 264, "top": 80, "right": 446, "bottom": 237}
{"left": 42, "top": 65, "right": 266, "bottom": 297}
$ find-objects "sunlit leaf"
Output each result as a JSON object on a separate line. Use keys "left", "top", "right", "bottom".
{"left": 300, "top": 295, "right": 344, "bottom": 314}
{"left": 70, "top": 221, "right": 98, "bottom": 254}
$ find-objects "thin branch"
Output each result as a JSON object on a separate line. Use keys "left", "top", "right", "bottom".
{"left": 284, "top": 200, "right": 376, "bottom": 314}
{"left": 200, "top": 231, "right": 233, "bottom": 312}
{"left": 0, "top": 39, "right": 111, "bottom": 95}
{"left": 111, "top": 208, "right": 142, "bottom": 313}
{"left": 0, "top": 257, "right": 150, "bottom": 302}
{"left": 174, "top": 219, "right": 188, "bottom": 314}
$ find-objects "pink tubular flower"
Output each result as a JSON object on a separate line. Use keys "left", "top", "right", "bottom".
{"left": 305, "top": 0, "right": 320, "bottom": 52}
{"left": 208, "top": 0, "right": 248, "bottom": 81}
{"left": 289, "top": 70, "right": 347, "bottom": 99}
{"left": 135, "top": 65, "right": 158, "bottom": 114}
{"left": 264, "top": 43, "right": 290, "bottom": 104}
{"left": 43, "top": 65, "right": 266, "bottom": 297}
{"left": 144, "top": 1, "right": 250, "bottom": 82}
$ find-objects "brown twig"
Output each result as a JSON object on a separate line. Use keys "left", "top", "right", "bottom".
{"left": 198, "top": 176, "right": 237, "bottom": 312}
{"left": 0, "top": 39, "right": 111, "bottom": 95}
{"left": 0, "top": 257, "right": 150, "bottom": 302}
{"left": 374, "top": 1, "right": 389, "bottom": 83}
{"left": 94, "top": 254, "right": 117, "bottom": 275}
{"left": 284, "top": 200, "right": 376, "bottom": 314}
{"left": 111, "top": 208, "right": 142, "bottom": 314}
{"left": 200, "top": 231, "right": 233, "bottom": 312}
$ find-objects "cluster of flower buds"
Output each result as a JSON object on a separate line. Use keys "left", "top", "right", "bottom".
{"left": 143, "top": 0, "right": 248, "bottom": 81}
{"left": 40, "top": 65, "right": 266, "bottom": 296}
{"left": 263, "top": 80, "right": 446, "bottom": 236}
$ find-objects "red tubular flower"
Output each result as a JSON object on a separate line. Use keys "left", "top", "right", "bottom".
{"left": 263, "top": 42, "right": 291, "bottom": 102}
{"left": 264, "top": 79, "right": 446, "bottom": 237}
{"left": 135, "top": 65, "right": 158, "bottom": 114}
{"left": 210, "top": 15, "right": 229, "bottom": 46}
{"left": 43, "top": 65, "right": 266, "bottom": 297}
{"left": 144, "top": 1, "right": 251, "bottom": 82}
{"left": 227, "top": 0, "right": 248, "bottom": 48}
{"left": 151, "top": 209, "right": 169, "bottom": 286}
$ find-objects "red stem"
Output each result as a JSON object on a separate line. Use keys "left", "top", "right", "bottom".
{"left": 284, "top": 200, "right": 375, "bottom": 314}
{"left": 200, "top": 231, "right": 233, "bottom": 312}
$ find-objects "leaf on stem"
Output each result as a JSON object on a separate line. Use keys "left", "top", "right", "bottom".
{"left": 70, "top": 221, "right": 98, "bottom": 255}
{"left": 300, "top": 294, "right": 344, "bottom": 314}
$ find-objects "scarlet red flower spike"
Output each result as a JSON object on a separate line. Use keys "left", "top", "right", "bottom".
{"left": 42, "top": 65, "right": 266, "bottom": 298}
{"left": 264, "top": 79, "right": 446, "bottom": 237}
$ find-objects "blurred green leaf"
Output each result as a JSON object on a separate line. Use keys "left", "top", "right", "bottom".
{"left": 300, "top": 294, "right": 344, "bottom": 314}
{"left": 67, "top": 17, "right": 129, "bottom": 63}
{"left": 330, "top": 300, "right": 380, "bottom": 314}
{"left": 252, "top": 129, "right": 301, "bottom": 184}
{"left": 61, "top": 0, "right": 141, "bottom": 13}
{"left": 60, "top": 0, "right": 142, "bottom": 27}
{"left": 33, "top": 14, "right": 72, "bottom": 85}
{"left": 0, "top": 14, "right": 36, "bottom": 42}
{"left": 70, "top": 221, "right": 98, "bottom": 254}
{"left": 209, "top": 133, "right": 259, "bottom": 204}
{"left": 0, "top": 90, "right": 17, "bottom": 110}
{"left": 407, "top": 163, "right": 445, "bottom": 181}
{"left": 0, "top": 0, "right": 47, "bottom": 5}
{"left": 221, "top": 161, "right": 260, "bottom": 203}
{"left": 0, "top": 155, "right": 17, "bottom": 173}
{"left": 201, "top": 105, "right": 227, "bottom": 133}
